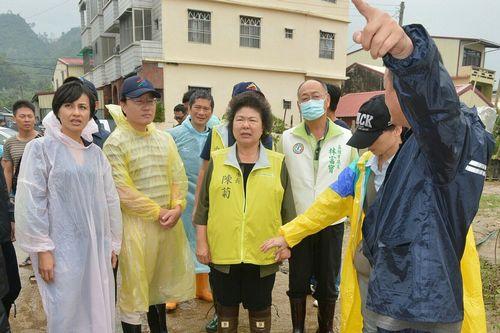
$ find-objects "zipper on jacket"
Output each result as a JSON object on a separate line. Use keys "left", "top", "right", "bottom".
{"left": 240, "top": 165, "right": 259, "bottom": 262}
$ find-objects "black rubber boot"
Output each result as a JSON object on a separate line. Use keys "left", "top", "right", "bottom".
{"left": 217, "top": 305, "right": 239, "bottom": 333}
{"left": 121, "top": 321, "right": 141, "bottom": 333}
{"left": 248, "top": 307, "right": 271, "bottom": 333}
{"left": 289, "top": 297, "right": 306, "bottom": 333}
{"left": 316, "top": 301, "right": 335, "bottom": 333}
{"left": 147, "top": 303, "right": 168, "bottom": 333}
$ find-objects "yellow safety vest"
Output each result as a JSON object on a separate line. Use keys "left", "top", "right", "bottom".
{"left": 210, "top": 124, "right": 228, "bottom": 153}
{"left": 208, "top": 145, "right": 284, "bottom": 265}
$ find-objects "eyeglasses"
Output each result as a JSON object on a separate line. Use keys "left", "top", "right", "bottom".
{"left": 128, "top": 97, "right": 157, "bottom": 106}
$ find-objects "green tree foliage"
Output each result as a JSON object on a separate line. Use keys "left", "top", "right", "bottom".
{"left": 0, "top": 13, "right": 81, "bottom": 109}
{"left": 154, "top": 101, "right": 166, "bottom": 123}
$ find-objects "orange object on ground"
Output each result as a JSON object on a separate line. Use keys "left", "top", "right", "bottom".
{"left": 196, "top": 273, "right": 213, "bottom": 302}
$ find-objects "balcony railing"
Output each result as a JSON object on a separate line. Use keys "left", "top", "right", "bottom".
{"left": 120, "top": 40, "right": 163, "bottom": 76}
{"left": 103, "top": 0, "right": 119, "bottom": 33}
{"left": 93, "top": 64, "right": 105, "bottom": 88}
{"left": 459, "top": 65, "right": 496, "bottom": 85}
{"left": 118, "top": 0, "right": 154, "bottom": 18}
{"left": 81, "top": 26, "right": 92, "bottom": 49}
{"left": 104, "top": 55, "right": 122, "bottom": 83}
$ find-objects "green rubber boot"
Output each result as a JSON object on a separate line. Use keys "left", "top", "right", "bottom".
{"left": 205, "top": 313, "right": 218, "bottom": 333}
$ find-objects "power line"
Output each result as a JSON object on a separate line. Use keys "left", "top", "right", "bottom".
{"left": 24, "top": 0, "right": 73, "bottom": 20}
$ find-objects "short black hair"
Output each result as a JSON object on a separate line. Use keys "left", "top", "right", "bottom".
{"left": 52, "top": 81, "right": 96, "bottom": 118}
{"left": 174, "top": 104, "right": 187, "bottom": 114}
{"left": 189, "top": 90, "right": 214, "bottom": 110}
{"left": 182, "top": 90, "right": 196, "bottom": 104}
{"left": 326, "top": 83, "right": 341, "bottom": 112}
{"left": 227, "top": 92, "right": 273, "bottom": 137}
{"left": 13, "top": 100, "right": 35, "bottom": 115}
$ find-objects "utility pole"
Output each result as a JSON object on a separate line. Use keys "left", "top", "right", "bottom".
{"left": 398, "top": 1, "right": 405, "bottom": 26}
{"left": 495, "top": 78, "right": 500, "bottom": 111}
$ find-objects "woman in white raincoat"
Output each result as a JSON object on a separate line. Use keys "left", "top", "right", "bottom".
{"left": 15, "top": 81, "right": 122, "bottom": 333}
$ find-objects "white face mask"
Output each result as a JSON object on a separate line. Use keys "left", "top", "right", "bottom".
{"left": 300, "top": 99, "right": 325, "bottom": 121}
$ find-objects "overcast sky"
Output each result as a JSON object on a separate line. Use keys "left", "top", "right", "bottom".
{"left": 1, "top": 0, "right": 499, "bottom": 84}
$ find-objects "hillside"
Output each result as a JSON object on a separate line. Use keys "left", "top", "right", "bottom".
{"left": 0, "top": 13, "right": 81, "bottom": 108}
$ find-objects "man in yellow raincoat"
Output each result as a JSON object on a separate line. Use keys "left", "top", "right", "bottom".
{"left": 104, "top": 76, "right": 194, "bottom": 333}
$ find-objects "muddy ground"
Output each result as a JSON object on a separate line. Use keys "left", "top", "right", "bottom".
{"left": 9, "top": 182, "right": 500, "bottom": 332}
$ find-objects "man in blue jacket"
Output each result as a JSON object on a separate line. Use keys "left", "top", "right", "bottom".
{"left": 351, "top": 0, "right": 495, "bottom": 332}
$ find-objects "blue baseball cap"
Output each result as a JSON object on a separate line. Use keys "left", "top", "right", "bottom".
{"left": 231, "top": 82, "right": 264, "bottom": 97}
{"left": 121, "top": 75, "right": 161, "bottom": 99}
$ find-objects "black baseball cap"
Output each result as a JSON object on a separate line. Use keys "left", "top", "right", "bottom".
{"left": 63, "top": 76, "right": 98, "bottom": 99}
{"left": 231, "top": 82, "right": 264, "bottom": 97}
{"left": 121, "top": 75, "right": 161, "bottom": 99}
{"left": 347, "top": 94, "right": 392, "bottom": 149}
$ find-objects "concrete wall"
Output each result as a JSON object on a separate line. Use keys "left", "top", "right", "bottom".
{"left": 162, "top": 0, "right": 349, "bottom": 81}
{"left": 52, "top": 62, "right": 84, "bottom": 90}
{"left": 162, "top": 63, "right": 342, "bottom": 128}
{"left": 347, "top": 38, "right": 488, "bottom": 78}
{"left": 433, "top": 38, "right": 461, "bottom": 76}
{"left": 346, "top": 49, "right": 383, "bottom": 68}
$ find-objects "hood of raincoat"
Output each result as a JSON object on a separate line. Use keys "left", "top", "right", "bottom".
{"left": 42, "top": 111, "right": 98, "bottom": 148}
{"left": 106, "top": 104, "right": 156, "bottom": 136}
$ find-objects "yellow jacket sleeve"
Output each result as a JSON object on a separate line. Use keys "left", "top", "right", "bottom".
{"left": 280, "top": 187, "right": 353, "bottom": 247}
{"left": 166, "top": 135, "right": 188, "bottom": 210}
{"left": 103, "top": 141, "right": 162, "bottom": 220}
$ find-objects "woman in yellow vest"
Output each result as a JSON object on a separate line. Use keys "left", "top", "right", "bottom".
{"left": 194, "top": 92, "right": 296, "bottom": 333}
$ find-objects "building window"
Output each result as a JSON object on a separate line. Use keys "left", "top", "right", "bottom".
{"left": 102, "top": 37, "right": 116, "bottom": 60}
{"left": 134, "top": 9, "right": 152, "bottom": 42}
{"left": 285, "top": 28, "right": 293, "bottom": 39}
{"left": 120, "top": 9, "right": 152, "bottom": 49}
{"left": 240, "top": 16, "right": 261, "bottom": 48}
{"left": 89, "top": 0, "right": 98, "bottom": 21}
{"left": 188, "top": 10, "right": 211, "bottom": 44}
{"left": 188, "top": 86, "right": 212, "bottom": 94}
{"left": 319, "top": 30, "right": 335, "bottom": 59}
{"left": 283, "top": 100, "right": 292, "bottom": 109}
{"left": 463, "top": 48, "right": 482, "bottom": 67}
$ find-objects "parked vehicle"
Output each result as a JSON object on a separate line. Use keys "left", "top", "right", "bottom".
{"left": 0, "top": 126, "right": 18, "bottom": 158}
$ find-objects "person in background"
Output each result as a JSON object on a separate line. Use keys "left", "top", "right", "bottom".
{"left": 15, "top": 81, "right": 122, "bottom": 332}
{"left": 195, "top": 92, "right": 296, "bottom": 333}
{"left": 174, "top": 104, "right": 188, "bottom": 126}
{"left": 279, "top": 79, "right": 357, "bottom": 333}
{"left": 326, "top": 84, "right": 350, "bottom": 130}
{"left": 1, "top": 99, "right": 40, "bottom": 312}
{"left": 167, "top": 90, "right": 216, "bottom": 312}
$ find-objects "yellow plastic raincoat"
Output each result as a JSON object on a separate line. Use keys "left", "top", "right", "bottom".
{"left": 280, "top": 152, "right": 486, "bottom": 333}
{"left": 103, "top": 105, "right": 194, "bottom": 314}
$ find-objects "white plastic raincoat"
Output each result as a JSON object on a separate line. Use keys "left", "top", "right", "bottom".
{"left": 15, "top": 111, "right": 122, "bottom": 333}
{"left": 168, "top": 116, "right": 212, "bottom": 274}
{"left": 103, "top": 105, "right": 194, "bottom": 314}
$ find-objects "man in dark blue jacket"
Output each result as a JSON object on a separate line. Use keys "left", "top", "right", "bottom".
{"left": 352, "top": 1, "right": 495, "bottom": 332}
